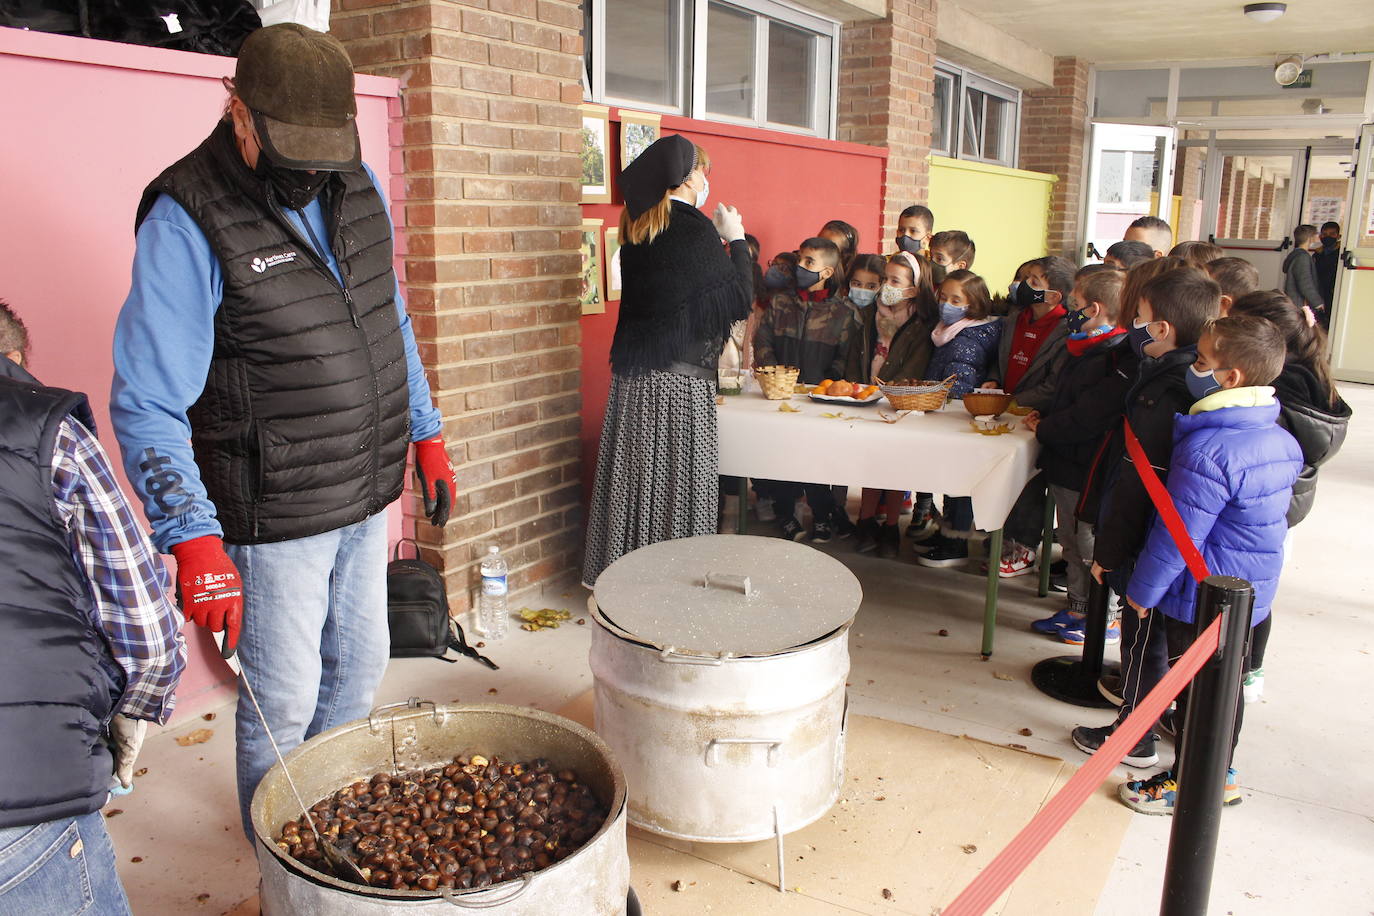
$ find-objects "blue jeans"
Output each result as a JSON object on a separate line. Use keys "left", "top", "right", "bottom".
{"left": 0, "top": 811, "right": 131, "bottom": 915}
{"left": 226, "top": 511, "right": 391, "bottom": 840}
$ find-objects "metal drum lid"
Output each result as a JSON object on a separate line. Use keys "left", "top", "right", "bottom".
{"left": 592, "top": 535, "right": 862, "bottom": 659}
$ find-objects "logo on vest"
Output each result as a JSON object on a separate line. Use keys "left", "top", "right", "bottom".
{"left": 250, "top": 251, "right": 299, "bottom": 273}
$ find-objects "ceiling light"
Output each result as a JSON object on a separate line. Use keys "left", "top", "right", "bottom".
{"left": 1275, "top": 54, "right": 1304, "bottom": 86}
{"left": 1244, "top": 3, "right": 1287, "bottom": 23}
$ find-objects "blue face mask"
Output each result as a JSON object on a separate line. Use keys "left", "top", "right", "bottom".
{"left": 763, "top": 266, "right": 792, "bottom": 290}
{"left": 1186, "top": 364, "right": 1228, "bottom": 401}
{"left": 896, "top": 235, "right": 923, "bottom": 255}
{"left": 1128, "top": 317, "right": 1159, "bottom": 358}
{"left": 794, "top": 265, "right": 823, "bottom": 290}
{"left": 939, "top": 301, "right": 967, "bottom": 325}
{"left": 849, "top": 287, "right": 878, "bottom": 307}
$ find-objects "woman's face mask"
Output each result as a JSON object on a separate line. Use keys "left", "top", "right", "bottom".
{"left": 849, "top": 286, "right": 878, "bottom": 307}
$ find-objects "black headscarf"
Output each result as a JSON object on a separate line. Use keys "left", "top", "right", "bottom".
{"left": 617, "top": 134, "right": 695, "bottom": 219}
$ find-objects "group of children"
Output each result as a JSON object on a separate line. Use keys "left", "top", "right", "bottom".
{"left": 727, "top": 211, "right": 1352, "bottom": 814}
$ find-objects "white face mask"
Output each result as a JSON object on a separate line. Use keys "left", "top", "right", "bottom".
{"left": 695, "top": 176, "right": 710, "bottom": 209}
{"left": 879, "top": 284, "right": 907, "bottom": 306}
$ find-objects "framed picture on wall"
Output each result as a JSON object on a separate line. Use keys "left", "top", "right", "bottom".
{"left": 579, "top": 104, "right": 611, "bottom": 204}
{"left": 580, "top": 218, "right": 605, "bottom": 314}
{"left": 604, "top": 227, "right": 622, "bottom": 301}
{"left": 619, "top": 110, "right": 661, "bottom": 170}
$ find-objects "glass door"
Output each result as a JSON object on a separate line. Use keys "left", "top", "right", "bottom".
{"left": 1331, "top": 124, "right": 1374, "bottom": 384}
{"left": 1082, "top": 123, "right": 1176, "bottom": 263}
{"left": 1204, "top": 147, "right": 1303, "bottom": 289}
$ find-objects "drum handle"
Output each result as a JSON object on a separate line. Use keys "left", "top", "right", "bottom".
{"left": 702, "top": 571, "right": 752, "bottom": 596}
{"left": 439, "top": 874, "right": 533, "bottom": 908}
{"left": 705, "top": 737, "right": 782, "bottom": 767}
{"left": 658, "top": 647, "right": 730, "bottom": 666}
{"left": 367, "top": 697, "right": 448, "bottom": 734}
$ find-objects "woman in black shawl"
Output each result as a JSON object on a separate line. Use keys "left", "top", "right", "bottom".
{"left": 581, "top": 135, "right": 754, "bottom": 586}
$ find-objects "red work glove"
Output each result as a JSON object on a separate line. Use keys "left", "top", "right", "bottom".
{"left": 170, "top": 535, "right": 244, "bottom": 653}
{"left": 414, "top": 436, "right": 455, "bottom": 528}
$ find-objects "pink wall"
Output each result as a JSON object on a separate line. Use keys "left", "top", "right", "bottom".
{"left": 0, "top": 27, "right": 404, "bottom": 716}
{"left": 579, "top": 113, "right": 888, "bottom": 500}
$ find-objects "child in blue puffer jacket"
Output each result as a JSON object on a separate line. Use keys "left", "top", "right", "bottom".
{"left": 1117, "top": 315, "right": 1302, "bottom": 815}
{"left": 917, "top": 270, "right": 1002, "bottom": 567}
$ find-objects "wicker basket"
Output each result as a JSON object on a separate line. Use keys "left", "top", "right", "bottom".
{"left": 877, "top": 375, "right": 955, "bottom": 412}
{"left": 754, "top": 365, "right": 801, "bottom": 400}
{"left": 962, "top": 389, "right": 1015, "bottom": 417}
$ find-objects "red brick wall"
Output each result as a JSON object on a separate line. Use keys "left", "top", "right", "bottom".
{"left": 1018, "top": 56, "right": 1089, "bottom": 259}
{"left": 331, "top": 0, "right": 587, "bottom": 607}
{"left": 837, "top": 0, "right": 937, "bottom": 243}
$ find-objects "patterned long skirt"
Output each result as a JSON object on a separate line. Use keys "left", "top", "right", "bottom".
{"left": 581, "top": 370, "right": 719, "bottom": 587}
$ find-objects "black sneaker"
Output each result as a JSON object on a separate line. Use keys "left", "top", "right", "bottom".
{"left": 854, "top": 518, "right": 880, "bottom": 554}
{"left": 832, "top": 510, "right": 858, "bottom": 540}
{"left": 811, "top": 520, "right": 835, "bottom": 544}
{"left": 1071, "top": 723, "right": 1158, "bottom": 767}
{"left": 1098, "top": 673, "right": 1125, "bottom": 707}
{"left": 780, "top": 518, "right": 807, "bottom": 542}
{"left": 877, "top": 524, "right": 901, "bottom": 559}
{"left": 916, "top": 535, "right": 968, "bottom": 568}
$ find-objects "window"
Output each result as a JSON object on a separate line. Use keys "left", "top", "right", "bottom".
{"left": 934, "top": 61, "right": 1021, "bottom": 168}
{"left": 585, "top": 0, "right": 838, "bottom": 137}
{"left": 1097, "top": 150, "right": 1158, "bottom": 204}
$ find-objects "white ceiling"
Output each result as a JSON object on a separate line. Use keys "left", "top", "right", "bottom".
{"left": 947, "top": 0, "right": 1374, "bottom": 64}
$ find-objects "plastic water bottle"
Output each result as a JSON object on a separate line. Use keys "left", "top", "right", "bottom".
{"left": 478, "top": 545, "right": 509, "bottom": 640}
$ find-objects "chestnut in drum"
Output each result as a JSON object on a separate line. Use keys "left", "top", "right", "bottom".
{"left": 275, "top": 754, "right": 609, "bottom": 893}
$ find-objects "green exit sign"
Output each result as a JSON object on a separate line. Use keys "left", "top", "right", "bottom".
{"left": 1282, "top": 69, "right": 1314, "bottom": 89}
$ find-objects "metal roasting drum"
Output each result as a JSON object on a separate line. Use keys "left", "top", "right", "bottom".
{"left": 589, "top": 535, "right": 862, "bottom": 891}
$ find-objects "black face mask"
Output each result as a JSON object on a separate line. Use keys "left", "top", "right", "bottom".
{"left": 1014, "top": 282, "right": 1047, "bottom": 309}
{"left": 256, "top": 156, "right": 331, "bottom": 210}
{"left": 1321, "top": 236, "right": 1339, "bottom": 249}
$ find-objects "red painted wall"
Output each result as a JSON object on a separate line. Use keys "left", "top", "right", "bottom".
{"left": 579, "top": 113, "right": 888, "bottom": 500}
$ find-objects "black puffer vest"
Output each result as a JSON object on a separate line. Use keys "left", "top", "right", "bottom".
{"left": 137, "top": 122, "right": 410, "bottom": 544}
{"left": 0, "top": 359, "right": 120, "bottom": 828}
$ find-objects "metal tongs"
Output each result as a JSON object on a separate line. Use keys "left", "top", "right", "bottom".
{"left": 216, "top": 635, "right": 370, "bottom": 886}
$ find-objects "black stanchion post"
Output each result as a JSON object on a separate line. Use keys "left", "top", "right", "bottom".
{"left": 1029, "top": 577, "right": 1115, "bottom": 708}
{"left": 1159, "top": 575, "right": 1254, "bottom": 916}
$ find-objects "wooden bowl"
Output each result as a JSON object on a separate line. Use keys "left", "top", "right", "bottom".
{"left": 962, "top": 390, "right": 1015, "bottom": 417}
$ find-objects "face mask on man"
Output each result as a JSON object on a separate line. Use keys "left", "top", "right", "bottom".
{"left": 1321, "top": 235, "right": 1339, "bottom": 250}
{"left": 257, "top": 156, "right": 330, "bottom": 210}
{"left": 895, "top": 235, "right": 923, "bottom": 255}
{"left": 938, "top": 301, "right": 967, "bottom": 325}
{"left": 794, "top": 265, "right": 823, "bottom": 290}
{"left": 849, "top": 287, "right": 878, "bottom": 307}
{"left": 1186, "top": 364, "right": 1229, "bottom": 400}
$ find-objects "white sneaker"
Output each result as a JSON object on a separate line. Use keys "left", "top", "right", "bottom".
{"left": 1242, "top": 668, "right": 1264, "bottom": 703}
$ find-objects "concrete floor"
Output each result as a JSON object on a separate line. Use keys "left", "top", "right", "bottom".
{"left": 105, "top": 383, "right": 1374, "bottom": 915}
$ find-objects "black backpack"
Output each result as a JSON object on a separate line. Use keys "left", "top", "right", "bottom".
{"left": 387, "top": 540, "right": 497, "bottom": 669}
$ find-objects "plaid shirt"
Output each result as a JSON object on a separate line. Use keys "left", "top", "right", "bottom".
{"left": 52, "top": 417, "right": 185, "bottom": 723}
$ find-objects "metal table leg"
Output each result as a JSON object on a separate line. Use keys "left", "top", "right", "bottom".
{"left": 737, "top": 477, "right": 749, "bottom": 535}
{"left": 1037, "top": 489, "right": 1055, "bottom": 598}
{"left": 983, "top": 527, "right": 1003, "bottom": 657}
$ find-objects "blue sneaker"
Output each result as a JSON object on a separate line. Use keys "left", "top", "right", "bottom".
{"left": 1031, "top": 608, "right": 1082, "bottom": 636}
{"left": 1061, "top": 620, "right": 1121, "bottom": 646}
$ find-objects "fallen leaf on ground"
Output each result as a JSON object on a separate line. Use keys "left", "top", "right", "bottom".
{"left": 175, "top": 728, "right": 214, "bottom": 746}
{"left": 961, "top": 844, "right": 977, "bottom": 854}
{"left": 518, "top": 607, "right": 572, "bottom": 631}
{"left": 1018, "top": 727, "right": 1033, "bottom": 736}
{"left": 777, "top": 402, "right": 800, "bottom": 413}
{"left": 992, "top": 672, "right": 1014, "bottom": 681}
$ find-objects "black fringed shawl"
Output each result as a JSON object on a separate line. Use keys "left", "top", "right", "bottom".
{"left": 609, "top": 200, "right": 755, "bottom": 375}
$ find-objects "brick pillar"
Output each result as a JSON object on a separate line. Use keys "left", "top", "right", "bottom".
{"left": 1018, "top": 57, "right": 1091, "bottom": 259}
{"left": 1243, "top": 174, "right": 1262, "bottom": 238}
{"left": 1216, "top": 162, "right": 1234, "bottom": 237}
{"left": 1257, "top": 179, "right": 1276, "bottom": 239}
{"left": 837, "top": 0, "right": 937, "bottom": 241}
{"left": 1228, "top": 164, "right": 1248, "bottom": 237}
{"left": 331, "top": 0, "right": 587, "bottom": 606}
{"left": 1175, "top": 144, "right": 1204, "bottom": 242}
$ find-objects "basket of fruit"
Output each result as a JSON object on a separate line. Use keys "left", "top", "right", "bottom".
{"left": 753, "top": 365, "right": 801, "bottom": 400}
{"left": 876, "top": 376, "right": 956, "bottom": 412}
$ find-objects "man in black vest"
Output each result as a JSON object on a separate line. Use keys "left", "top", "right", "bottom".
{"left": 0, "top": 302, "right": 185, "bottom": 912}
{"left": 110, "top": 25, "right": 456, "bottom": 840}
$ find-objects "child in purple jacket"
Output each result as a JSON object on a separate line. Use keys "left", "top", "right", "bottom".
{"left": 1118, "top": 315, "right": 1302, "bottom": 815}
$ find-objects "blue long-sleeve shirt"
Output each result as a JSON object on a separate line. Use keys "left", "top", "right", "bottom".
{"left": 111, "top": 164, "right": 441, "bottom": 552}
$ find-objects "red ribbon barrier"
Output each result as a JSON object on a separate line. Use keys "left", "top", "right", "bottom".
{"left": 944, "top": 417, "right": 1220, "bottom": 914}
